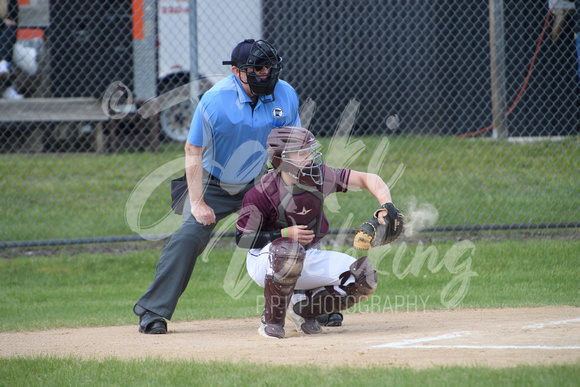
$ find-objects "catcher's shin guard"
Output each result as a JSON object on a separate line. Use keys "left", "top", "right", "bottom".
{"left": 263, "top": 274, "right": 297, "bottom": 326}
{"left": 261, "top": 238, "right": 305, "bottom": 338}
{"left": 341, "top": 255, "right": 378, "bottom": 306}
{"left": 294, "top": 256, "right": 378, "bottom": 319}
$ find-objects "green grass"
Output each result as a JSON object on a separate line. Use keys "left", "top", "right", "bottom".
{"left": 1, "top": 357, "right": 578, "bottom": 386}
{"left": 322, "top": 135, "right": 580, "bottom": 227}
{"left": 1, "top": 238, "right": 578, "bottom": 332}
{"left": 0, "top": 247, "right": 262, "bottom": 332}
{"left": 1, "top": 238, "right": 579, "bottom": 384}
{"left": 0, "top": 144, "right": 186, "bottom": 241}
{"left": 363, "top": 238, "right": 580, "bottom": 310}
{"left": 1, "top": 135, "right": 578, "bottom": 241}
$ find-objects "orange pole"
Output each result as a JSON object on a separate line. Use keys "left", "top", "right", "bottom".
{"left": 132, "top": 0, "right": 145, "bottom": 40}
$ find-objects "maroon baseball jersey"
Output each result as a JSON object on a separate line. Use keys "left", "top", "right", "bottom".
{"left": 236, "top": 165, "right": 351, "bottom": 248}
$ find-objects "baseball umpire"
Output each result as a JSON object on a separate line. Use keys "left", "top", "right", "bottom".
{"left": 235, "top": 126, "right": 403, "bottom": 338}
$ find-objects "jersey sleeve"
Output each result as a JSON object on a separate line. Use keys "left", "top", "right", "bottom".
{"left": 320, "top": 165, "right": 351, "bottom": 196}
{"left": 187, "top": 98, "right": 214, "bottom": 147}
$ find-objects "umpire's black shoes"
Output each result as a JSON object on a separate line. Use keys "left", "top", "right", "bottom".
{"left": 134, "top": 304, "right": 167, "bottom": 334}
{"left": 139, "top": 311, "right": 167, "bottom": 334}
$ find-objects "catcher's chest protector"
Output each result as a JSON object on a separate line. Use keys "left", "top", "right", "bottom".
{"left": 263, "top": 177, "right": 324, "bottom": 248}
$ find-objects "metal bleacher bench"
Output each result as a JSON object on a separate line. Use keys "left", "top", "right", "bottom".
{"left": 0, "top": 97, "right": 159, "bottom": 153}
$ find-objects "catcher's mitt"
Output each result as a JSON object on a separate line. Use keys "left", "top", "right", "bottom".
{"left": 353, "top": 202, "right": 404, "bottom": 250}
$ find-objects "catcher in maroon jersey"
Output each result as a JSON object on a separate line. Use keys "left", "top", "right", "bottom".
{"left": 235, "top": 126, "right": 402, "bottom": 339}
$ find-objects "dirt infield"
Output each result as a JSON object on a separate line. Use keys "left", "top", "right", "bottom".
{"left": 2, "top": 306, "right": 579, "bottom": 368}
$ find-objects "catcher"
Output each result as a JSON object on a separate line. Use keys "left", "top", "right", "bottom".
{"left": 235, "top": 126, "right": 403, "bottom": 339}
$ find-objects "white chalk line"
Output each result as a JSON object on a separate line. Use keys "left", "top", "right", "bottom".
{"left": 371, "top": 332, "right": 467, "bottom": 348}
{"left": 372, "top": 328, "right": 580, "bottom": 350}
{"left": 375, "top": 344, "right": 580, "bottom": 350}
{"left": 521, "top": 318, "right": 580, "bottom": 330}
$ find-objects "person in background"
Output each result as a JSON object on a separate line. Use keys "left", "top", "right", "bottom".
{"left": 0, "top": 0, "right": 23, "bottom": 99}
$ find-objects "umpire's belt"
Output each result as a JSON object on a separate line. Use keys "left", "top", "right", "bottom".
{"left": 202, "top": 170, "right": 255, "bottom": 195}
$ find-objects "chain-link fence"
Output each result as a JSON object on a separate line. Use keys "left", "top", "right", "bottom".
{"left": 1, "top": 0, "right": 578, "bottom": 246}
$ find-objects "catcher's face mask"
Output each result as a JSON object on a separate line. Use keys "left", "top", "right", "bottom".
{"left": 281, "top": 144, "right": 323, "bottom": 186}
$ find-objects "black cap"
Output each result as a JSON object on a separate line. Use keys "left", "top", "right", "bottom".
{"left": 222, "top": 39, "right": 256, "bottom": 67}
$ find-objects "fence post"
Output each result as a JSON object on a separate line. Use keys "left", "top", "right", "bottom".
{"left": 489, "top": 0, "right": 508, "bottom": 139}
{"left": 133, "top": 0, "right": 157, "bottom": 100}
{"left": 189, "top": 0, "right": 199, "bottom": 105}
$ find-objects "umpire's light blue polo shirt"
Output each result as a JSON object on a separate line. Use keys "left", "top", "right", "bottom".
{"left": 188, "top": 74, "right": 301, "bottom": 185}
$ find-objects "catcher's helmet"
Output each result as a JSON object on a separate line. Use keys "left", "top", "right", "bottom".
{"left": 267, "top": 126, "right": 323, "bottom": 186}
{"left": 223, "top": 39, "right": 282, "bottom": 99}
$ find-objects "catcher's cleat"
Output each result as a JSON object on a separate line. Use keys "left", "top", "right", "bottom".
{"left": 287, "top": 302, "right": 322, "bottom": 334}
{"left": 258, "top": 323, "right": 285, "bottom": 339}
{"left": 316, "top": 312, "right": 343, "bottom": 327}
{"left": 138, "top": 311, "right": 167, "bottom": 334}
{"left": 258, "top": 314, "right": 285, "bottom": 339}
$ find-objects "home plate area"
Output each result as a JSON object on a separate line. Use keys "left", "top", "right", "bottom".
{"left": 372, "top": 324, "right": 580, "bottom": 350}
{"left": 1, "top": 306, "right": 579, "bottom": 368}
{"left": 362, "top": 306, "right": 580, "bottom": 367}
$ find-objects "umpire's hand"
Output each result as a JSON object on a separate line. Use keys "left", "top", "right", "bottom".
{"left": 192, "top": 202, "right": 216, "bottom": 225}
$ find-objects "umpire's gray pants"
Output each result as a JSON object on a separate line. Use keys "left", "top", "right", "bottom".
{"left": 135, "top": 177, "right": 253, "bottom": 320}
